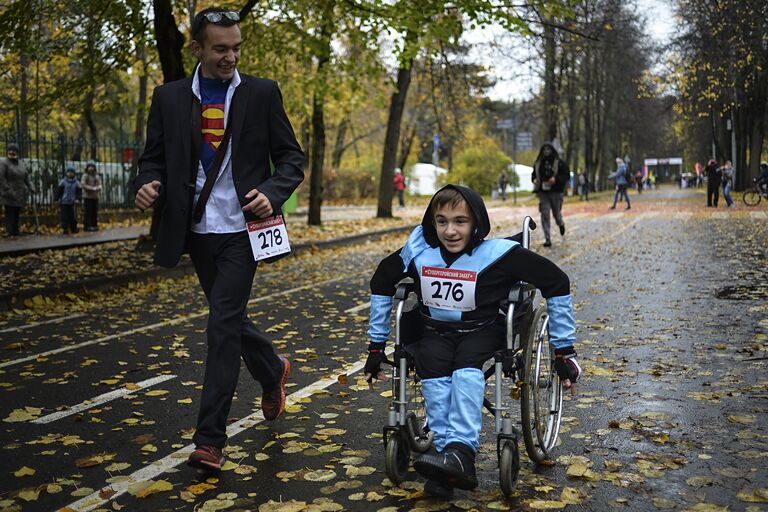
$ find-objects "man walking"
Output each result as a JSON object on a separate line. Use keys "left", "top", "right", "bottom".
{"left": 609, "top": 157, "right": 631, "bottom": 210}
{"left": 532, "top": 142, "right": 570, "bottom": 247}
{"left": 705, "top": 159, "right": 721, "bottom": 207}
{"left": 134, "top": 7, "right": 304, "bottom": 472}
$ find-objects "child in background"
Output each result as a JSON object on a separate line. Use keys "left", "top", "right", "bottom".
{"left": 56, "top": 166, "right": 82, "bottom": 234}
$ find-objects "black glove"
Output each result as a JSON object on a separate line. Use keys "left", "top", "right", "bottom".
{"left": 553, "top": 347, "right": 582, "bottom": 383}
{"left": 364, "top": 342, "right": 387, "bottom": 382}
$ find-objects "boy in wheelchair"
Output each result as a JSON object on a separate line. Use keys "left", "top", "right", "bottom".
{"left": 364, "top": 184, "right": 582, "bottom": 497}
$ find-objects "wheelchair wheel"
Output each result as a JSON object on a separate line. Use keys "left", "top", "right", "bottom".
{"left": 520, "top": 306, "right": 564, "bottom": 462}
{"left": 743, "top": 189, "right": 761, "bottom": 206}
{"left": 385, "top": 429, "right": 410, "bottom": 484}
{"left": 499, "top": 439, "right": 520, "bottom": 497}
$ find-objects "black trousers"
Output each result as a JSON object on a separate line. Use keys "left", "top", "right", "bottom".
{"left": 4, "top": 205, "right": 20, "bottom": 235}
{"left": 707, "top": 181, "right": 720, "bottom": 207}
{"left": 188, "top": 231, "right": 282, "bottom": 448}
{"left": 83, "top": 198, "right": 98, "bottom": 228}
{"left": 60, "top": 204, "right": 78, "bottom": 233}
{"left": 414, "top": 321, "right": 505, "bottom": 379}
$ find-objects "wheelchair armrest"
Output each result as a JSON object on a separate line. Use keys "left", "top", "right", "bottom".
{"left": 507, "top": 283, "right": 537, "bottom": 304}
{"left": 394, "top": 280, "right": 415, "bottom": 301}
{"left": 507, "top": 284, "right": 524, "bottom": 304}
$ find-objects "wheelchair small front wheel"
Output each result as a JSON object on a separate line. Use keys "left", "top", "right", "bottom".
{"left": 499, "top": 440, "right": 520, "bottom": 497}
{"left": 385, "top": 429, "right": 410, "bottom": 484}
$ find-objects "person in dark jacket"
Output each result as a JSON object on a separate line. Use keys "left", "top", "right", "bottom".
{"left": 705, "top": 159, "right": 721, "bottom": 207}
{"left": 363, "top": 184, "right": 581, "bottom": 498}
{"left": 55, "top": 166, "right": 82, "bottom": 234}
{"left": 531, "top": 143, "right": 570, "bottom": 247}
{"left": 0, "top": 144, "right": 34, "bottom": 236}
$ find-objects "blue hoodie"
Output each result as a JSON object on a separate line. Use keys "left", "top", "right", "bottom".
{"left": 58, "top": 173, "right": 82, "bottom": 205}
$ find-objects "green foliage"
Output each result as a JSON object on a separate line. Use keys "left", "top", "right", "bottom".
{"left": 442, "top": 136, "right": 511, "bottom": 194}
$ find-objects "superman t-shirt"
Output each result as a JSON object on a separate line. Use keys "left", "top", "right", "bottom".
{"left": 199, "top": 75, "right": 230, "bottom": 174}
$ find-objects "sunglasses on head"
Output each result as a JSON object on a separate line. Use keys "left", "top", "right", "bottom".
{"left": 203, "top": 11, "right": 240, "bottom": 23}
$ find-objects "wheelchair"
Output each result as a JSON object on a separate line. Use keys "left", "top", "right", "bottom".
{"left": 382, "top": 216, "right": 565, "bottom": 496}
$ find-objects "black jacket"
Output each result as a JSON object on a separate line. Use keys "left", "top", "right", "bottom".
{"left": 135, "top": 73, "right": 305, "bottom": 267}
{"left": 531, "top": 143, "right": 570, "bottom": 193}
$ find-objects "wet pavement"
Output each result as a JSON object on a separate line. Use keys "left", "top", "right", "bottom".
{"left": 0, "top": 186, "right": 766, "bottom": 512}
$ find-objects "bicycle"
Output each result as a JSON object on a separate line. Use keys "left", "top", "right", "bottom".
{"left": 743, "top": 181, "right": 768, "bottom": 206}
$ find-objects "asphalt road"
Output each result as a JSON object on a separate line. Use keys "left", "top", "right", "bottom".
{"left": 1, "top": 187, "right": 767, "bottom": 512}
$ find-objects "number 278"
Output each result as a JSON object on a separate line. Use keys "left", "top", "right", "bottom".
{"left": 430, "top": 280, "right": 464, "bottom": 301}
{"left": 257, "top": 228, "right": 283, "bottom": 249}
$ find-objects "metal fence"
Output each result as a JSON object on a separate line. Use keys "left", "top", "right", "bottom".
{"left": 1, "top": 133, "right": 144, "bottom": 209}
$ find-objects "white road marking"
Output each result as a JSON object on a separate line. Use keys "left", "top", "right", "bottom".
{"left": 0, "top": 275, "right": 357, "bottom": 369}
{"left": 63, "top": 349, "right": 390, "bottom": 512}
{"left": 750, "top": 211, "right": 767, "bottom": 219}
{"left": 31, "top": 374, "right": 177, "bottom": 424}
{"left": 344, "top": 301, "right": 371, "bottom": 314}
{"left": 0, "top": 313, "right": 86, "bottom": 334}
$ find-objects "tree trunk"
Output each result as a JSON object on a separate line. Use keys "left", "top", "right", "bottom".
{"left": 331, "top": 117, "right": 348, "bottom": 169}
{"left": 153, "top": 0, "right": 186, "bottom": 83}
{"left": 306, "top": 0, "right": 334, "bottom": 226}
{"left": 397, "top": 123, "right": 416, "bottom": 171}
{"left": 308, "top": 92, "right": 326, "bottom": 225}
{"left": 134, "top": 42, "right": 148, "bottom": 144}
{"left": 377, "top": 31, "right": 416, "bottom": 219}
{"left": 543, "top": 22, "right": 558, "bottom": 143}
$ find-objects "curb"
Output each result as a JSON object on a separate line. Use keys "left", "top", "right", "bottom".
{"left": 0, "top": 224, "right": 412, "bottom": 312}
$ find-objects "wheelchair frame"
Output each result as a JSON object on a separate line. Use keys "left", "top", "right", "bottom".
{"left": 382, "top": 216, "right": 565, "bottom": 496}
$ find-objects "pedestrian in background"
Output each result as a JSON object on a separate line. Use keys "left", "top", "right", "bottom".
{"left": 498, "top": 170, "right": 508, "bottom": 201}
{"left": 0, "top": 144, "right": 34, "bottom": 237}
{"left": 81, "top": 160, "right": 102, "bottom": 231}
{"left": 578, "top": 171, "right": 589, "bottom": 201}
{"left": 393, "top": 168, "right": 406, "bottom": 209}
{"left": 55, "top": 166, "right": 82, "bottom": 234}
{"left": 720, "top": 160, "right": 734, "bottom": 208}
{"left": 531, "top": 142, "right": 569, "bottom": 247}
{"left": 705, "top": 159, "right": 721, "bottom": 207}
{"left": 609, "top": 157, "right": 631, "bottom": 210}
{"left": 134, "top": 7, "right": 304, "bottom": 473}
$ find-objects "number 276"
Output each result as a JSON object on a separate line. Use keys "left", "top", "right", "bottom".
{"left": 430, "top": 281, "right": 464, "bottom": 301}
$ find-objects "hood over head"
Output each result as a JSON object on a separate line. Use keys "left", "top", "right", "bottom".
{"left": 535, "top": 142, "right": 560, "bottom": 162}
{"left": 420, "top": 184, "right": 490, "bottom": 255}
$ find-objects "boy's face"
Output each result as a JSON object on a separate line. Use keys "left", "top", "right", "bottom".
{"left": 434, "top": 200, "right": 475, "bottom": 253}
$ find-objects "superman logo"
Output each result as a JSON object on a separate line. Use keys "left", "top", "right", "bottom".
{"left": 201, "top": 104, "right": 225, "bottom": 150}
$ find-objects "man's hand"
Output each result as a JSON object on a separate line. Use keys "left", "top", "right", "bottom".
{"left": 546, "top": 177, "right": 556, "bottom": 184}
{"left": 135, "top": 180, "right": 162, "bottom": 211}
{"left": 554, "top": 347, "right": 582, "bottom": 397}
{"left": 363, "top": 343, "right": 390, "bottom": 388}
{"left": 243, "top": 189, "right": 274, "bottom": 218}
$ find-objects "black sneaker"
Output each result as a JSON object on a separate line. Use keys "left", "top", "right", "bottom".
{"left": 543, "top": 239, "right": 552, "bottom": 247}
{"left": 559, "top": 224, "right": 565, "bottom": 236}
{"left": 424, "top": 479, "right": 454, "bottom": 499}
{"left": 413, "top": 442, "right": 477, "bottom": 490}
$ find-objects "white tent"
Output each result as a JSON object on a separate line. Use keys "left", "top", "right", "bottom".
{"left": 407, "top": 163, "right": 448, "bottom": 196}
{"left": 508, "top": 163, "right": 534, "bottom": 193}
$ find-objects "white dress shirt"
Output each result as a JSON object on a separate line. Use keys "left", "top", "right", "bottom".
{"left": 190, "top": 64, "right": 246, "bottom": 234}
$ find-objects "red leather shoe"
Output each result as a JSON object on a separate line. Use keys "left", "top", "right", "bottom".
{"left": 262, "top": 357, "right": 290, "bottom": 420}
{"left": 187, "top": 444, "right": 224, "bottom": 472}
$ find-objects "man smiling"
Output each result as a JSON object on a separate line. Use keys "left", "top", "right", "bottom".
{"left": 134, "top": 7, "right": 305, "bottom": 472}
